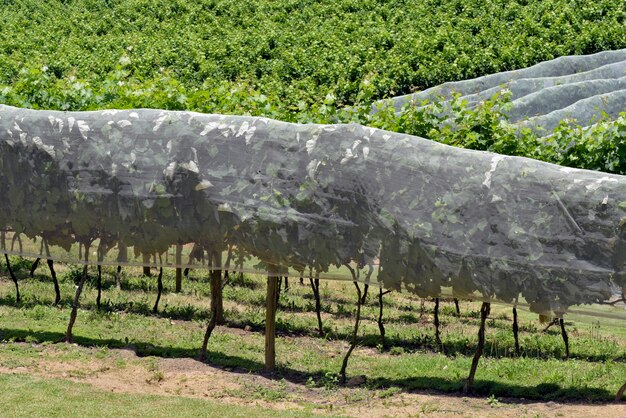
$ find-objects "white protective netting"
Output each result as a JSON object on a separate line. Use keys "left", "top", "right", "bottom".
{"left": 0, "top": 50, "right": 625, "bottom": 319}
{"left": 383, "top": 48, "right": 626, "bottom": 135}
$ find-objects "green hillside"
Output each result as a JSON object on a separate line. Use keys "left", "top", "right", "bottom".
{"left": 1, "top": 0, "right": 624, "bottom": 116}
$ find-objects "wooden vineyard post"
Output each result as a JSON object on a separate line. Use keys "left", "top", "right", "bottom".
{"left": 209, "top": 248, "right": 224, "bottom": 324}
{"left": 276, "top": 277, "right": 282, "bottom": 304}
{"left": 142, "top": 253, "right": 151, "bottom": 277}
{"left": 309, "top": 271, "right": 323, "bottom": 337}
{"left": 463, "top": 301, "right": 490, "bottom": 393}
{"left": 265, "top": 268, "right": 279, "bottom": 372}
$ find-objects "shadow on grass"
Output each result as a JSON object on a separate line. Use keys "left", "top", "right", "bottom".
{"left": 0, "top": 327, "right": 620, "bottom": 403}
{"left": 368, "top": 376, "right": 615, "bottom": 403}
{"left": 225, "top": 315, "right": 624, "bottom": 363}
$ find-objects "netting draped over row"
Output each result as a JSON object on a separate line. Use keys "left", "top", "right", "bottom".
{"left": 383, "top": 48, "right": 626, "bottom": 135}
{"left": 0, "top": 103, "right": 624, "bottom": 317}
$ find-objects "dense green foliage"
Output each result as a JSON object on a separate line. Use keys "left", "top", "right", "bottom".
{"left": 363, "top": 95, "right": 626, "bottom": 175}
{"left": 1, "top": 0, "right": 625, "bottom": 114}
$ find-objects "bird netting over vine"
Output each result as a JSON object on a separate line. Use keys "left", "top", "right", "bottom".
{"left": 0, "top": 101, "right": 625, "bottom": 319}
{"left": 384, "top": 48, "right": 626, "bottom": 135}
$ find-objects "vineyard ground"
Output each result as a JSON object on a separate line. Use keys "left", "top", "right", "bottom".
{"left": 0, "top": 261, "right": 624, "bottom": 417}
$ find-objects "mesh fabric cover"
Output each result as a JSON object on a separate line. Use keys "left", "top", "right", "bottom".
{"left": 0, "top": 103, "right": 624, "bottom": 318}
{"left": 383, "top": 49, "right": 626, "bottom": 135}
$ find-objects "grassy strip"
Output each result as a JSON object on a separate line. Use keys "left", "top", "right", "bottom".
{"left": 0, "top": 262, "right": 624, "bottom": 401}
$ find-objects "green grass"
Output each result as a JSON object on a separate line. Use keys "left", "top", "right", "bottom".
{"left": 0, "top": 260, "right": 624, "bottom": 404}
{"left": 0, "top": 373, "right": 312, "bottom": 417}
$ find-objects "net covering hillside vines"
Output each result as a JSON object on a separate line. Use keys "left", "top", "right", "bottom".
{"left": 385, "top": 48, "right": 626, "bottom": 135}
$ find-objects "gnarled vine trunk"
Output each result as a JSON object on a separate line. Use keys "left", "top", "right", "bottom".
{"left": 43, "top": 240, "right": 60, "bottom": 304}
{"left": 96, "top": 264, "right": 102, "bottom": 309}
{"left": 5, "top": 254, "right": 20, "bottom": 303}
{"left": 47, "top": 259, "right": 61, "bottom": 305}
{"left": 65, "top": 242, "right": 91, "bottom": 343}
{"left": 309, "top": 273, "right": 323, "bottom": 336}
{"left": 378, "top": 288, "right": 392, "bottom": 350}
{"left": 463, "top": 301, "right": 490, "bottom": 393}
{"left": 513, "top": 306, "right": 520, "bottom": 356}
{"left": 340, "top": 281, "right": 363, "bottom": 384}
{"left": 360, "top": 284, "right": 369, "bottom": 305}
{"left": 30, "top": 257, "right": 40, "bottom": 278}
{"left": 198, "top": 275, "right": 219, "bottom": 362}
{"left": 152, "top": 267, "right": 164, "bottom": 313}
{"left": 559, "top": 318, "right": 569, "bottom": 359}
